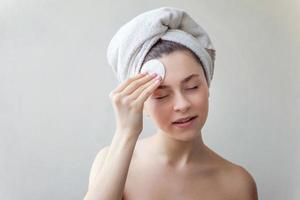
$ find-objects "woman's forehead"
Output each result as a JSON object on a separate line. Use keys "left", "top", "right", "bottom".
{"left": 155, "top": 51, "right": 206, "bottom": 87}
{"left": 160, "top": 51, "right": 203, "bottom": 72}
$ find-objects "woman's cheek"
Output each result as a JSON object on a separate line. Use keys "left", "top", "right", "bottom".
{"left": 194, "top": 94, "right": 209, "bottom": 126}
{"left": 151, "top": 103, "right": 171, "bottom": 125}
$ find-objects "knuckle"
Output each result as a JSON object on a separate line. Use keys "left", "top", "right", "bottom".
{"left": 122, "top": 96, "right": 132, "bottom": 106}
{"left": 126, "top": 77, "right": 134, "bottom": 83}
{"left": 112, "top": 93, "right": 121, "bottom": 102}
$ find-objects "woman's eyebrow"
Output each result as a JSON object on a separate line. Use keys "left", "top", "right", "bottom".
{"left": 157, "top": 74, "right": 200, "bottom": 89}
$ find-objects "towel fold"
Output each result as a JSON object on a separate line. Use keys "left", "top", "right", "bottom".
{"left": 106, "top": 6, "right": 216, "bottom": 87}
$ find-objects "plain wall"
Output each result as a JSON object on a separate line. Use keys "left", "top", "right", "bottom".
{"left": 1, "top": 0, "right": 299, "bottom": 199}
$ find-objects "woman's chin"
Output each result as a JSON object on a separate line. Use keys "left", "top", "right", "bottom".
{"left": 162, "top": 127, "right": 202, "bottom": 142}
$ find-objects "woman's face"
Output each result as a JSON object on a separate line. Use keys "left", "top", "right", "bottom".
{"left": 144, "top": 50, "right": 210, "bottom": 141}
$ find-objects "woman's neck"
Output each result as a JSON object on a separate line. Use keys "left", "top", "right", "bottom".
{"left": 150, "top": 130, "right": 208, "bottom": 169}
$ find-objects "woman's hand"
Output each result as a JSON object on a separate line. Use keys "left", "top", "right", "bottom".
{"left": 109, "top": 72, "right": 162, "bottom": 136}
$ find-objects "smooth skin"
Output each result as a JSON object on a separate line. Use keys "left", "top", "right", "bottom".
{"left": 84, "top": 72, "right": 163, "bottom": 200}
{"left": 84, "top": 50, "right": 258, "bottom": 200}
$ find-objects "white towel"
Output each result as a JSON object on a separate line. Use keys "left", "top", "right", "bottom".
{"left": 106, "top": 6, "right": 216, "bottom": 87}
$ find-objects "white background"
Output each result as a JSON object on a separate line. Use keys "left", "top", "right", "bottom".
{"left": 1, "top": 0, "right": 299, "bottom": 199}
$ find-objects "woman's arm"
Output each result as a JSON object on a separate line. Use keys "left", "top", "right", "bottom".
{"left": 83, "top": 131, "right": 139, "bottom": 200}
{"left": 83, "top": 72, "right": 161, "bottom": 200}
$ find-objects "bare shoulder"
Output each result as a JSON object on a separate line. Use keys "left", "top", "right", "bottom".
{"left": 204, "top": 147, "right": 258, "bottom": 199}
{"left": 88, "top": 146, "right": 110, "bottom": 189}
{"left": 219, "top": 162, "right": 258, "bottom": 200}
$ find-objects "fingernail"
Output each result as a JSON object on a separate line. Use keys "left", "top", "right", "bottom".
{"left": 155, "top": 79, "right": 161, "bottom": 83}
{"left": 150, "top": 73, "right": 157, "bottom": 77}
{"left": 155, "top": 75, "right": 161, "bottom": 80}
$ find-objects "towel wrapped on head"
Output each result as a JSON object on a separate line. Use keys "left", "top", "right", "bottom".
{"left": 106, "top": 6, "right": 216, "bottom": 87}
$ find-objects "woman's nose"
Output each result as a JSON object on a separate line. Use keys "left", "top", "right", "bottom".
{"left": 173, "top": 93, "right": 191, "bottom": 112}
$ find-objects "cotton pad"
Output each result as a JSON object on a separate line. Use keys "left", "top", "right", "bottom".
{"left": 140, "top": 59, "right": 165, "bottom": 80}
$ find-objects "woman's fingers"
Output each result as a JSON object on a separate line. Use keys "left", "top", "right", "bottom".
{"left": 128, "top": 75, "right": 160, "bottom": 100}
{"left": 108, "top": 72, "right": 162, "bottom": 136}
{"left": 121, "top": 73, "right": 157, "bottom": 96}
{"left": 109, "top": 73, "right": 147, "bottom": 97}
{"left": 134, "top": 76, "right": 162, "bottom": 103}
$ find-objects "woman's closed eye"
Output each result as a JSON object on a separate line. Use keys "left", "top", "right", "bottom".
{"left": 155, "top": 86, "right": 199, "bottom": 99}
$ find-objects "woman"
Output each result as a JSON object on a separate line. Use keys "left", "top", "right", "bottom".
{"left": 84, "top": 7, "right": 258, "bottom": 200}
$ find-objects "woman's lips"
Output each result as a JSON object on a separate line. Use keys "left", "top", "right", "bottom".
{"left": 172, "top": 116, "right": 198, "bottom": 128}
